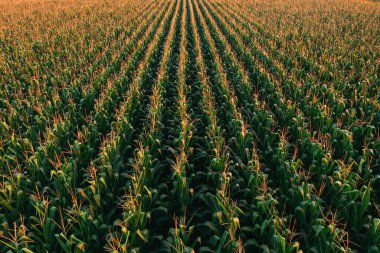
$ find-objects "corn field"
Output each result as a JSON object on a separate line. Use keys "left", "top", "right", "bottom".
{"left": 0, "top": 0, "right": 379, "bottom": 252}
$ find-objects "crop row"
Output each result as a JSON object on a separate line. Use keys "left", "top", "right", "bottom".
{"left": 0, "top": 0, "right": 379, "bottom": 252}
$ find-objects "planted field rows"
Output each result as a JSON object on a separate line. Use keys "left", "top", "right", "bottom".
{"left": 0, "top": 0, "right": 379, "bottom": 252}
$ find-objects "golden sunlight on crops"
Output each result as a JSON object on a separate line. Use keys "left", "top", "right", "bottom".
{"left": 0, "top": 0, "right": 379, "bottom": 252}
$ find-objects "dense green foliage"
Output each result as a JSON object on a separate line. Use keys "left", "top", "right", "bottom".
{"left": 0, "top": 0, "right": 379, "bottom": 252}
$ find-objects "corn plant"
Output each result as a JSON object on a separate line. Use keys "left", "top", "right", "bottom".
{"left": 0, "top": 0, "right": 379, "bottom": 252}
